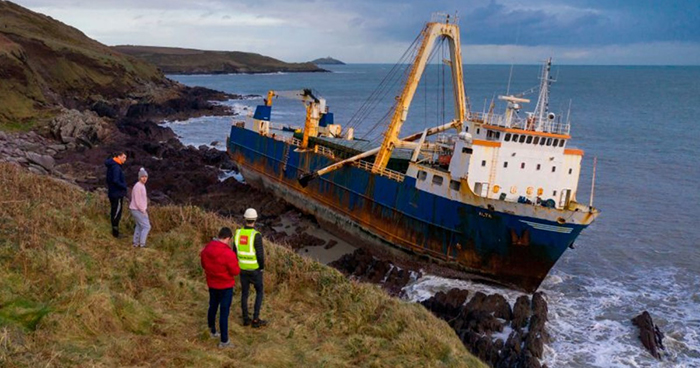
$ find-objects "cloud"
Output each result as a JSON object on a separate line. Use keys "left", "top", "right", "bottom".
{"left": 13, "top": 0, "right": 700, "bottom": 64}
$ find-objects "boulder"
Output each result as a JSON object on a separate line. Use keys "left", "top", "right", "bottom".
{"left": 483, "top": 293, "right": 513, "bottom": 321}
{"left": 512, "top": 295, "right": 531, "bottom": 330}
{"left": 49, "top": 109, "right": 109, "bottom": 147}
{"left": 632, "top": 311, "right": 665, "bottom": 360}
{"left": 26, "top": 152, "right": 55, "bottom": 170}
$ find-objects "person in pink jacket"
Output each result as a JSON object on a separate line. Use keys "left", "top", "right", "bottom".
{"left": 129, "top": 168, "right": 151, "bottom": 247}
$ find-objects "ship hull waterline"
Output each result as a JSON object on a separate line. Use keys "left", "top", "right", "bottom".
{"left": 228, "top": 126, "right": 589, "bottom": 292}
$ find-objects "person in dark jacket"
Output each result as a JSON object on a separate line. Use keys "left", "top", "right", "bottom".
{"left": 200, "top": 227, "right": 241, "bottom": 348}
{"left": 104, "top": 151, "right": 127, "bottom": 238}
{"left": 234, "top": 208, "right": 267, "bottom": 328}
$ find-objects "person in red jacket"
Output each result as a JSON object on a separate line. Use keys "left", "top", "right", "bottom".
{"left": 200, "top": 227, "right": 241, "bottom": 348}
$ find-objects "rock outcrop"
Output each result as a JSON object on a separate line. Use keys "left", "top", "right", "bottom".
{"left": 632, "top": 311, "right": 665, "bottom": 360}
{"left": 330, "top": 248, "right": 422, "bottom": 297}
{"left": 422, "top": 290, "right": 550, "bottom": 368}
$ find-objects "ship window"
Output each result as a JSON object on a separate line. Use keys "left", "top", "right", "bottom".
{"left": 540, "top": 138, "right": 546, "bottom": 146}
{"left": 553, "top": 139, "right": 559, "bottom": 147}
{"left": 465, "top": 126, "right": 469, "bottom": 132}
{"left": 505, "top": 133, "right": 511, "bottom": 141}
{"left": 533, "top": 137, "right": 540, "bottom": 145}
{"left": 537, "top": 164, "right": 541, "bottom": 170}
{"left": 477, "top": 128, "right": 481, "bottom": 135}
{"left": 526, "top": 136, "right": 533, "bottom": 144}
{"left": 546, "top": 138, "right": 552, "bottom": 146}
{"left": 521, "top": 162, "right": 525, "bottom": 169}
{"left": 462, "top": 147, "right": 473, "bottom": 154}
{"left": 496, "top": 132, "right": 501, "bottom": 139}
{"left": 552, "top": 166, "right": 556, "bottom": 172}
{"left": 432, "top": 175, "right": 444, "bottom": 185}
{"left": 487, "top": 130, "right": 492, "bottom": 138}
{"left": 503, "top": 162, "right": 508, "bottom": 168}
{"left": 449, "top": 180, "right": 461, "bottom": 191}
{"left": 559, "top": 139, "right": 565, "bottom": 147}
{"left": 417, "top": 170, "right": 427, "bottom": 181}
{"left": 512, "top": 134, "right": 518, "bottom": 142}
{"left": 481, "top": 160, "right": 486, "bottom": 167}
{"left": 569, "top": 168, "right": 573, "bottom": 174}
{"left": 519, "top": 135, "right": 526, "bottom": 143}
{"left": 553, "top": 190, "right": 557, "bottom": 196}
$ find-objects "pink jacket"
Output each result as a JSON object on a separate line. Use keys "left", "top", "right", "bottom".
{"left": 129, "top": 181, "right": 148, "bottom": 212}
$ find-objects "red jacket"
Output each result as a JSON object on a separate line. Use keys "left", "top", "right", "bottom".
{"left": 200, "top": 239, "right": 241, "bottom": 289}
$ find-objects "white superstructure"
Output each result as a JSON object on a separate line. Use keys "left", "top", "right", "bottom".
{"left": 406, "top": 58, "right": 583, "bottom": 209}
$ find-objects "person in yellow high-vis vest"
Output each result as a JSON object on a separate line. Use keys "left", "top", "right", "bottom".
{"left": 234, "top": 208, "right": 267, "bottom": 328}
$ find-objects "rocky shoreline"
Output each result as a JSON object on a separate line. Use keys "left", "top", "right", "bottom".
{"left": 1, "top": 88, "right": 665, "bottom": 367}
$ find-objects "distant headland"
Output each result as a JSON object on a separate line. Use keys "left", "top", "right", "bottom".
{"left": 111, "top": 45, "right": 329, "bottom": 75}
{"left": 311, "top": 57, "right": 346, "bottom": 65}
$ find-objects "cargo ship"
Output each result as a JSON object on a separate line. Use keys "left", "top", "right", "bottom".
{"left": 227, "top": 14, "right": 599, "bottom": 292}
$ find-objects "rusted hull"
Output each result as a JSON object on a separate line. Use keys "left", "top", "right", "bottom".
{"left": 228, "top": 127, "right": 588, "bottom": 292}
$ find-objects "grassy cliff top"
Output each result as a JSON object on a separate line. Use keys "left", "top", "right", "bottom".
{"left": 112, "top": 45, "right": 328, "bottom": 74}
{"left": 0, "top": 1, "right": 175, "bottom": 130}
{"left": 0, "top": 163, "right": 485, "bottom": 367}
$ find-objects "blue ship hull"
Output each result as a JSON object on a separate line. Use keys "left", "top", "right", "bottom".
{"left": 228, "top": 126, "right": 588, "bottom": 292}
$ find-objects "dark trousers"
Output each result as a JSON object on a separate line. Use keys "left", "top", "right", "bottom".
{"left": 109, "top": 196, "right": 123, "bottom": 230}
{"left": 240, "top": 270, "right": 264, "bottom": 320}
{"left": 208, "top": 287, "right": 233, "bottom": 343}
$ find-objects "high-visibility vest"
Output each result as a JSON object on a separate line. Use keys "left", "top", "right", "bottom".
{"left": 235, "top": 228, "right": 259, "bottom": 270}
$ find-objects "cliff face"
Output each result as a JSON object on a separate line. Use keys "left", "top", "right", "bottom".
{"left": 0, "top": 1, "right": 177, "bottom": 129}
{"left": 111, "top": 45, "right": 328, "bottom": 75}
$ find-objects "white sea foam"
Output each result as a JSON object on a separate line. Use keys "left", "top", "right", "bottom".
{"left": 402, "top": 268, "right": 700, "bottom": 367}
{"left": 541, "top": 267, "right": 700, "bottom": 367}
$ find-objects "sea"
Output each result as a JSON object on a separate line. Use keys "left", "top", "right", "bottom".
{"left": 165, "top": 64, "right": 700, "bottom": 367}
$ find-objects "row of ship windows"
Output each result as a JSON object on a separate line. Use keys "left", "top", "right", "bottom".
{"left": 505, "top": 133, "right": 565, "bottom": 147}
{"left": 464, "top": 126, "right": 566, "bottom": 148}
{"left": 417, "top": 170, "right": 565, "bottom": 197}
{"left": 480, "top": 160, "right": 573, "bottom": 174}
{"left": 417, "top": 171, "right": 462, "bottom": 190}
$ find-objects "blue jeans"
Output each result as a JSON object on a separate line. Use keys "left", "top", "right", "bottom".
{"left": 208, "top": 287, "right": 233, "bottom": 343}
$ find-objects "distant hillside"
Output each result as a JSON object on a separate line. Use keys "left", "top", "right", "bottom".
{"left": 112, "top": 45, "right": 328, "bottom": 75}
{"left": 311, "top": 57, "right": 346, "bottom": 65}
{"left": 0, "top": 1, "right": 176, "bottom": 129}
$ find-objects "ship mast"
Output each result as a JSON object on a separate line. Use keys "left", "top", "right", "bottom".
{"left": 372, "top": 13, "right": 466, "bottom": 173}
{"left": 533, "top": 57, "right": 553, "bottom": 132}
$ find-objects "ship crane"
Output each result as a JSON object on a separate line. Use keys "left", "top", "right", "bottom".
{"left": 299, "top": 14, "right": 467, "bottom": 186}
{"left": 254, "top": 88, "right": 344, "bottom": 150}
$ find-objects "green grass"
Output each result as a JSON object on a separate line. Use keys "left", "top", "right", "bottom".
{"left": 0, "top": 163, "right": 485, "bottom": 367}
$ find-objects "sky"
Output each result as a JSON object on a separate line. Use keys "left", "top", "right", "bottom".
{"left": 13, "top": 0, "right": 700, "bottom": 65}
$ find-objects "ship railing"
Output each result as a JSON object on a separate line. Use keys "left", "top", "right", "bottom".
{"left": 469, "top": 112, "right": 571, "bottom": 135}
{"left": 431, "top": 12, "right": 459, "bottom": 25}
{"left": 315, "top": 144, "right": 336, "bottom": 159}
{"left": 353, "top": 160, "right": 405, "bottom": 182}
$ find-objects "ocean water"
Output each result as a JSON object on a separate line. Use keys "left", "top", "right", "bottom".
{"left": 167, "top": 64, "right": 700, "bottom": 367}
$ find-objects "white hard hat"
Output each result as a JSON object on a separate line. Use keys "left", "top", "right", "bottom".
{"left": 244, "top": 208, "right": 258, "bottom": 220}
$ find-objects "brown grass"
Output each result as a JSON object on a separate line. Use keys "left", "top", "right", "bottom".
{"left": 0, "top": 162, "right": 485, "bottom": 367}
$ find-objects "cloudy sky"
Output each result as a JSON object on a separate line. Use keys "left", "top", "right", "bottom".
{"left": 15, "top": 0, "right": 700, "bottom": 65}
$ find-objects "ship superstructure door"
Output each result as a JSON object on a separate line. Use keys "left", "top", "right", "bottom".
{"left": 474, "top": 182, "right": 490, "bottom": 197}
{"left": 560, "top": 189, "right": 572, "bottom": 208}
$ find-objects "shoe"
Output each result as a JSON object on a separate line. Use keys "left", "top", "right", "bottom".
{"left": 243, "top": 317, "right": 251, "bottom": 326}
{"left": 112, "top": 228, "right": 120, "bottom": 238}
{"left": 252, "top": 319, "right": 268, "bottom": 328}
{"left": 218, "top": 340, "right": 233, "bottom": 348}
{"left": 133, "top": 244, "right": 138, "bottom": 248}
{"left": 210, "top": 331, "right": 220, "bottom": 339}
